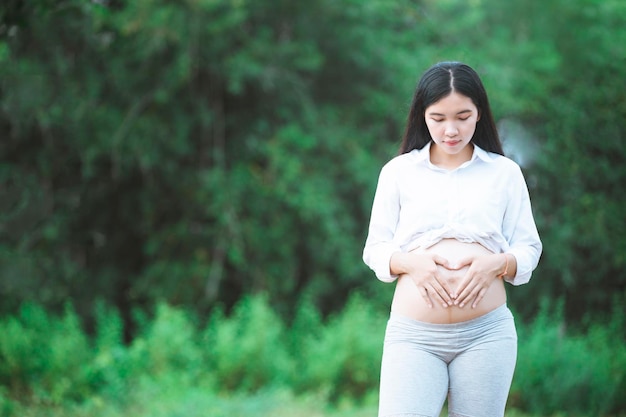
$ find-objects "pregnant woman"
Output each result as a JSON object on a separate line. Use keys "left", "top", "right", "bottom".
{"left": 363, "top": 62, "right": 542, "bottom": 417}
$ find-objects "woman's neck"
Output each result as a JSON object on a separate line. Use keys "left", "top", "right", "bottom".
{"left": 429, "top": 142, "right": 474, "bottom": 170}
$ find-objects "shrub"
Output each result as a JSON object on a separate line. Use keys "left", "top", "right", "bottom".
{"left": 288, "top": 296, "right": 323, "bottom": 392}
{"left": 0, "top": 296, "right": 624, "bottom": 416}
{"left": 204, "top": 295, "right": 293, "bottom": 392}
{"left": 297, "top": 294, "right": 385, "bottom": 403}
{"left": 86, "top": 301, "right": 131, "bottom": 401}
{"left": 0, "top": 304, "right": 46, "bottom": 396}
{"left": 128, "top": 302, "right": 203, "bottom": 384}
{"left": 0, "top": 303, "right": 93, "bottom": 404}
{"left": 0, "top": 383, "right": 17, "bottom": 416}
{"left": 511, "top": 301, "right": 626, "bottom": 416}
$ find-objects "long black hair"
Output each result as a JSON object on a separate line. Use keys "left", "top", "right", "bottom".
{"left": 399, "top": 62, "right": 504, "bottom": 156}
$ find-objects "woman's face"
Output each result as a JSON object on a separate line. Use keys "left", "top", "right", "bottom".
{"left": 424, "top": 91, "right": 479, "bottom": 160}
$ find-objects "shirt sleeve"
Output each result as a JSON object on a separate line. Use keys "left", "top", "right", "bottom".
{"left": 502, "top": 165, "right": 543, "bottom": 286}
{"left": 362, "top": 162, "right": 402, "bottom": 282}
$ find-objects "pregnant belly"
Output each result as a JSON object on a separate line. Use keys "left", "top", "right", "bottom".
{"left": 390, "top": 238, "right": 506, "bottom": 324}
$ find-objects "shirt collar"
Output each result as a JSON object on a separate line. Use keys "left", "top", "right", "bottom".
{"left": 411, "top": 141, "right": 496, "bottom": 166}
{"left": 472, "top": 144, "right": 496, "bottom": 163}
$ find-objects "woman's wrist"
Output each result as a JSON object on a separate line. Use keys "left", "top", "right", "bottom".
{"left": 498, "top": 253, "right": 509, "bottom": 278}
{"left": 390, "top": 251, "right": 411, "bottom": 276}
{"left": 390, "top": 251, "right": 431, "bottom": 276}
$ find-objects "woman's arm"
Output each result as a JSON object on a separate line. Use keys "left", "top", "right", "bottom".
{"left": 362, "top": 163, "right": 403, "bottom": 282}
{"left": 500, "top": 165, "right": 542, "bottom": 285}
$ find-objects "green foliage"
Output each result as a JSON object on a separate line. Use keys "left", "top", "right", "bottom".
{"left": 0, "top": 297, "right": 625, "bottom": 416}
{"left": 295, "top": 295, "right": 385, "bottom": 403}
{"left": 204, "top": 295, "right": 293, "bottom": 392}
{"left": 1, "top": 0, "right": 625, "bottom": 362}
{"left": 0, "top": 386, "right": 17, "bottom": 417}
{"left": 0, "top": 0, "right": 421, "bottom": 321}
{"left": 0, "top": 304, "right": 92, "bottom": 404}
{"left": 503, "top": 0, "right": 626, "bottom": 322}
{"left": 512, "top": 301, "right": 626, "bottom": 416}
{"left": 129, "top": 303, "right": 203, "bottom": 382}
{"left": 87, "top": 302, "right": 130, "bottom": 400}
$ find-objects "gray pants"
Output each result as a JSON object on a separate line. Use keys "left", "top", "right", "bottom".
{"left": 378, "top": 304, "right": 517, "bottom": 417}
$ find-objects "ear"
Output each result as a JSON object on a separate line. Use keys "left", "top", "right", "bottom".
{"left": 476, "top": 109, "right": 481, "bottom": 122}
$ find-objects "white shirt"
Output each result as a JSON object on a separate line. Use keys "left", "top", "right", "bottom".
{"left": 362, "top": 142, "right": 542, "bottom": 286}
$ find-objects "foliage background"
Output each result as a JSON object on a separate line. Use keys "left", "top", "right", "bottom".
{"left": 0, "top": 0, "right": 625, "bottom": 416}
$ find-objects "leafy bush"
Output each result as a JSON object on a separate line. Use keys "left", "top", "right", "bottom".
{"left": 129, "top": 303, "right": 203, "bottom": 383}
{"left": 0, "top": 303, "right": 93, "bottom": 404}
{"left": 297, "top": 295, "right": 386, "bottom": 403}
{"left": 86, "top": 302, "right": 131, "bottom": 401}
{"left": 512, "top": 301, "right": 626, "bottom": 416}
{"left": 204, "top": 295, "right": 293, "bottom": 392}
{"left": 0, "top": 385, "right": 16, "bottom": 417}
{"left": 0, "top": 296, "right": 624, "bottom": 416}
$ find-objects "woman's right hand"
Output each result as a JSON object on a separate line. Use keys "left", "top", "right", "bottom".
{"left": 390, "top": 252, "right": 455, "bottom": 309}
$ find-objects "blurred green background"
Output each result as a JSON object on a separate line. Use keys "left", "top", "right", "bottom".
{"left": 1, "top": 0, "right": 625, "bottom": 416}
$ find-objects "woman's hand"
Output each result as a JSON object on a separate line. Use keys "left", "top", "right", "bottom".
{"left": 450, "top": 254, "right": 506, "bottom": 308}
{"left": 391, "top": 252, "right": 455, "bottom": 309}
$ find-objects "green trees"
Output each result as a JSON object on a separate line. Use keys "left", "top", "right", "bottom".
{"left": 1, "top": 0, "right": 625, "bottom": 328}
{"left": 0, "top": 0, "right": 414, "bottom": 322}
{"left": 480, "top": 0, "right": 626, "bottom": 322}
{"left": 1, "top": 1, "right": 625, "bottom": 415}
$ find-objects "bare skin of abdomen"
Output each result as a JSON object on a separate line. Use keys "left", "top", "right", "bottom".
{"left": 391, "top": 238, "right": 506, "bottom": 324}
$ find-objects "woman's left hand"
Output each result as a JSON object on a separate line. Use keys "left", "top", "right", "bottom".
{"left": 449, "top": 254, "right": 504, "bottom": 308}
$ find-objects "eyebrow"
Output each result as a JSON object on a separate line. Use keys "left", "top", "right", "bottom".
{"left": 427, "top": 109, "right": 473, "bottom": 116}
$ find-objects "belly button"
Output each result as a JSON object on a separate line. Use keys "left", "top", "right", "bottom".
{"left": 447, "top": 277, "right": 458, "bottom": 285}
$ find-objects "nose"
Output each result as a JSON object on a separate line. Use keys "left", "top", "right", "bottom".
{"left": 445, "top": 123, "right": 459, "bottom": 137}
